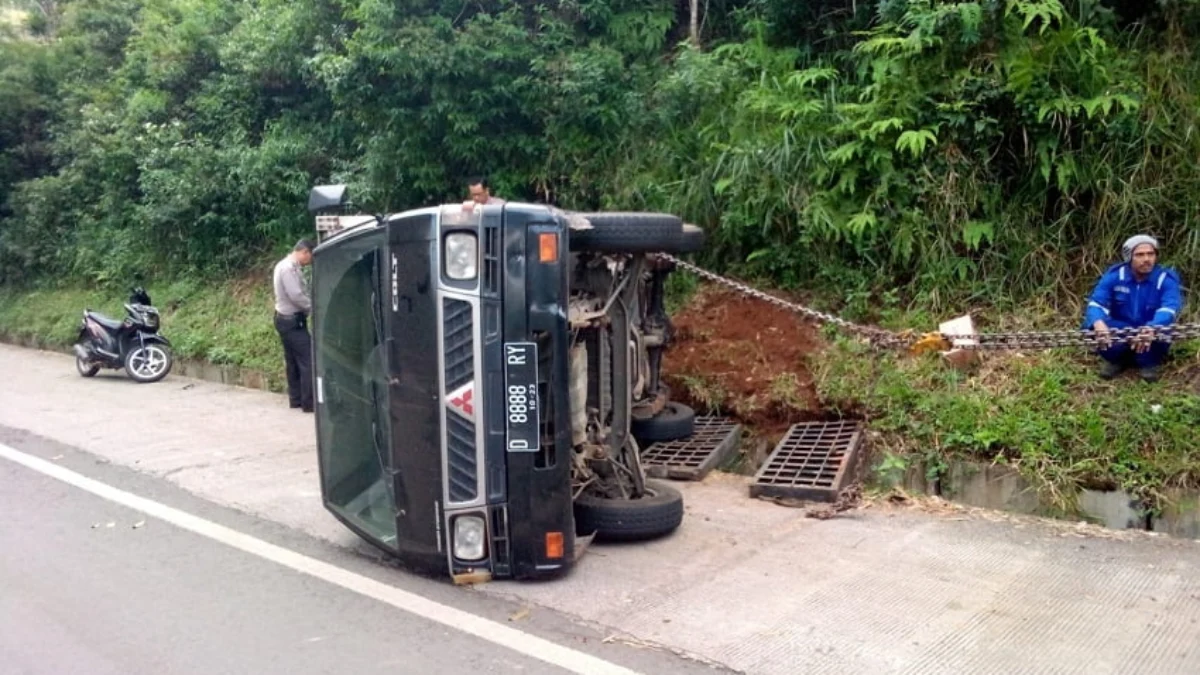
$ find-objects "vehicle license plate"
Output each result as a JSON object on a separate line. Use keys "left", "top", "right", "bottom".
{"left": 503, "top": 342, "right": 539, "bottom": 453}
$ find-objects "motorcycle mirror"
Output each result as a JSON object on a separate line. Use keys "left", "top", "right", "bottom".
{"left": 130, "top": 286, "right": 152, "bottom": 305}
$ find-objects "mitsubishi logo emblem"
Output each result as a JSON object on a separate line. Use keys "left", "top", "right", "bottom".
{"left": 447, "top": 383, "right": 475, "bottom": 420}
{"left": 452, "top": 390, "right": 473, "bottom": 415}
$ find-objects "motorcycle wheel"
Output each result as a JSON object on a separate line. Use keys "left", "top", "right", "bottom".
{"left": 124, "top": 344, "right": 173, "bottom": 383}
{"left": 76, "top": 352, "right": 100, "bottom": 378}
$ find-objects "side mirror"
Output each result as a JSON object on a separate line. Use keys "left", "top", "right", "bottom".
{"left": 130, "top": 286, "right": 152, "bottom": 305}
{"left": 308, "top": 184, "right": 350, "bottom": 214}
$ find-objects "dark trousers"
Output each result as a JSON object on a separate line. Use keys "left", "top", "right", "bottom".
{"left": 1096, "top": 318, "right": 1170, "bottom": 368}
{"left": 275, "top": 313, "right": 313, "bottom": 409}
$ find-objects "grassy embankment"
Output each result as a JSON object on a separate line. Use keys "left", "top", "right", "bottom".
{"left": 815, "top": 331, "right": 1200, "bottom": 512}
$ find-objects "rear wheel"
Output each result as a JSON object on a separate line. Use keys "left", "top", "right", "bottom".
{"left": 76, "top": 354, "right": 100, "bottom": 378}
{"left": 631, "top": 401, "right": 696, "bottom": 444}
{"left": 574, "top": 480, "right": 684, "bottom": 542}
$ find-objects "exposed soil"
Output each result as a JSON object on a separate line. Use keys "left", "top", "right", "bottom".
{"left": 662, "top": 284, "right": 832, "bottom": 444}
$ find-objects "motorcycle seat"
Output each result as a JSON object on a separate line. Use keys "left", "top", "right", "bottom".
{"left": 86, "top": 311, "right": 125, "bottom": 331}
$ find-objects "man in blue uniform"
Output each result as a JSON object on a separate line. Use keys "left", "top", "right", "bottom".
{"left": 1082, "top": 234, "right": 1183, "bottom": 382}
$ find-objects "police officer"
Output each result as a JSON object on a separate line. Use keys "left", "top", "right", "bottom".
{"left": 273, "top": 239, "right": 315, "bottom": 411}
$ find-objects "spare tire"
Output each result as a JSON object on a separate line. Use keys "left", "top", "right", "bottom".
{"left": 631, "top": 401, "right": 695, "bottom": 444}
{"left": 574, "top": 480, "right": 684, "bottom": 542}
{"left": 569, "top": 212, "right": 683, "bottom": 253}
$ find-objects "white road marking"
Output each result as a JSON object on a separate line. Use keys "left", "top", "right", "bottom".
{"left": 0, "top": 442, "right": 642, "bottom": 675}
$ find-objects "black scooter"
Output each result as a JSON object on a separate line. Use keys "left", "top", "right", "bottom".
{"left": 73, "top": 286, "right": 173, "bottom": 383}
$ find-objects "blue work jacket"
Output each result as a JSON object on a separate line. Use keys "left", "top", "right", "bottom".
{"left": 1082, "top": 263, "right": 1183, "bottom": 329}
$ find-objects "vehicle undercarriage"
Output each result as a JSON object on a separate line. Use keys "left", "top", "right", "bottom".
{"left": 562, "top": 213, "right": 704, "bottom": 540}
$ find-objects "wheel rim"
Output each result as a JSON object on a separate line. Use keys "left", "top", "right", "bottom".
{"left": 76, "top": 356, "right": 95, "bottom": 373}
{"left": 129, "top": 346, "right": 168, "bottom": 379}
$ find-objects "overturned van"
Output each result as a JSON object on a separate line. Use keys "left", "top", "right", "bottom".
{"left": 306, "top": 186, "right": 704, "bottom": 583}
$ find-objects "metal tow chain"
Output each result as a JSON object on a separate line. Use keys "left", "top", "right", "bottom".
{"left": 934, "top": 324, "right": 1200, "bottom": 351}
{"left": 661, "top": 254, "right": 1200, "bottom": 353}
{"left": 661, "top": 255, "right": 901, "bottom": 344}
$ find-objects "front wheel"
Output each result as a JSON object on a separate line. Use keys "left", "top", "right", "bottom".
{"left": 124, "top": 343, "right": 173, "bottom": 383}
{"left": 574, "top": 480, "right": 684, "bottom": 542}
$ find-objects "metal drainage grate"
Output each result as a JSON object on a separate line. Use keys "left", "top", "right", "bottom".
{"left": 749, "top": 420, "right": 865, "bottom": 502}
{"left": 642, "top": 417, "right": 743, "bottom": 481}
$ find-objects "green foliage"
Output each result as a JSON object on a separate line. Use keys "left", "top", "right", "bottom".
{"left": 603, "top": 0, "right": 1200, "bottom": 314}
{"left": 2, "top": 0, "right": 698, "bottom": 285}
{"left": 1, "top": 0, "right": 1200, "bottom": 306}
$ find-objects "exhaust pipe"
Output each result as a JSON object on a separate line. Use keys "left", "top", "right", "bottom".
{"left": 73, "top": 344, "right": 91, "bottom": 361}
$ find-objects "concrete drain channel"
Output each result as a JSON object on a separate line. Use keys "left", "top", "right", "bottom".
{"left": 749, "top": 420, "right": 866, "bottom": 502}
{"left": 642, "top": 416, "right": 743, "bottom": 480}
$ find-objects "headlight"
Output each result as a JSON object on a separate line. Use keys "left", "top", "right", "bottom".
{"left": 444, "top": 232, "right": 477, "bottom": 280}
{"left": 453, "top": 515, "right": 486, "bottom": 561}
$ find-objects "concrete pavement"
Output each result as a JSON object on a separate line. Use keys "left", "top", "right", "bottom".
{"left": 3, "top": 344, "right": 1200, "bottom": 674}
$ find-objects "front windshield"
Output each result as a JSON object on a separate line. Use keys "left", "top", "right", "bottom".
{"left": 312, "top": 231, "right": 396, "bottom": 547}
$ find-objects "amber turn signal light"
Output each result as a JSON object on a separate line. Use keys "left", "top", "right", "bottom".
{"left": 545, "top": 531, "right": 564, "bottom": 559}
{"left": 538, "top": 233, "right": 558, "bottom": 263}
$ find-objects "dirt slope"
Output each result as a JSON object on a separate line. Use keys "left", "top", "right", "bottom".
{"left": 662, "top": 285, "right": 830, "bottom": 443}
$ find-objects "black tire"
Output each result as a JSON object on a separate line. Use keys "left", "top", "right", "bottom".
{"left": 76, "top": 354, "right": 100, "bottom": 378}
{"left": 574, "top": 480, "right": 684, "bottom": 542}
{"left": 631, "top": 401, "right": 695, "bottom": 444}
{"left": 569, "top": 212, "right": 683, "bottom": 253}
{"left": 677, "top": 223, "right": 705, "bottom": 253}
{"left": 124, "top": 343, "right": 173, "bottom": 383}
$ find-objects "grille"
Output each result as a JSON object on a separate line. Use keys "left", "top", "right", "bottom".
{"left": 749, "top": 420, "right": 865, "bottom": 502}
{"left": 482, "top": 224, "right": 500, "bottom": 295}
{"left": 445, "top": 413, "right": 478, "bottom": 502}
{"left": 642, "top": 416, "right": 742, "bottom": 481}
{"left": 443, "top": 298, "right": 474, "bottom": 392}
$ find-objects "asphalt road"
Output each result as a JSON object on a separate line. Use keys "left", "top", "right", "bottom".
{"left": 0, "top": 432, "right": 729, "bottom": 675}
